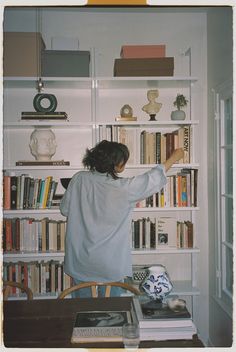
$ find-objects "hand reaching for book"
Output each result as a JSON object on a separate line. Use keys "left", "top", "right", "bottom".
{"left": 164, "top": 148, "right": 184, "bottom": 172}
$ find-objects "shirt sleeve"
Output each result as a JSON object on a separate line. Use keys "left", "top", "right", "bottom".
{"left": 125, "top": 164, "right": 167, "bottom": 203}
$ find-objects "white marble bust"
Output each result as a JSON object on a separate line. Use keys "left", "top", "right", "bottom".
{"left": 29, "top": 128, "right": 57, "bottom": 161}
{"left": 142, "top": 89, "right": 162, "bottom": 115}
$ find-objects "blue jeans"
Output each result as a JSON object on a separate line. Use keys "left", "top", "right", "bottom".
{"left": 71, "top": 279, "right": 124, "bottom": 298}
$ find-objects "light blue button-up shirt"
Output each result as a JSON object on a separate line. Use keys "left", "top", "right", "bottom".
{"left": 60, "top": 165, "right": 167, "bottom": 282}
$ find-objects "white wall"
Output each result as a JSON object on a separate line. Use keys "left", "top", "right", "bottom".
{"left": 206, "top": 7, "right": 233, "bottom": 347}
{"left": 3, "top": 6, "right": 209, "bottom": 344}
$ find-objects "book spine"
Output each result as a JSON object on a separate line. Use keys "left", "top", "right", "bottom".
{"left": 10, "top": 176, "right": 17, "bottom": 209}
{"left": 3, "top": 175, "right": 11, "bottom": 210}
{"left": 183, "top": 125, "right": 190, "bottom": 163}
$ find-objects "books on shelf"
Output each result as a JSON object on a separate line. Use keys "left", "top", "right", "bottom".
{"left": 71, "top": 310, "right": 133, "bottom": 343}
{"left": 16, "top": 160, "right": 70, "bottom": 166}
{"left": 135, "top": 169, "right": 198, "bottom": 209}
{"left": 99, "top": 125, "right": 192, "bottom": 165}
{"left": 3, "top": 174, "right": 58, "bottom": 210}
{"left": 21, "top": 111, "right": 68, "bottom": 120}
{"left": 3, "top": 260, "right": 71, "bottom": 297}
{"left": 3, "top": 217, "right": 66, "bottom": 253}
{"left": 131, "top": 217, "right": 194, "bottom": 250}
{"left": 140, "top": 126, "right": 192, "bottom": 164}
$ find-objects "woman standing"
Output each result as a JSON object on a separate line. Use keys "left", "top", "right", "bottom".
{"left": 60, "top": 140, "right": 184, "bottom": 297}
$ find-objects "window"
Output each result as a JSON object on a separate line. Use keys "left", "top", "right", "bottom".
{"left": 214, "top": 80, "right": 233, "bottom": 314}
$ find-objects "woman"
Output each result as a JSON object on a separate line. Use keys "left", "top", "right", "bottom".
{"left": 60, "top": 140, "right": 184, "bottom": 297}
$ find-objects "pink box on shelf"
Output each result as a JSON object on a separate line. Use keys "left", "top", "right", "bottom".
{"left": 120, "top": 45, "right": 166, "bottom": 58}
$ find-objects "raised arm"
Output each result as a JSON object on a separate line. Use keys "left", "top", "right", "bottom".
{"left": 164, "top": 148, "right": 185, "bottom": 172}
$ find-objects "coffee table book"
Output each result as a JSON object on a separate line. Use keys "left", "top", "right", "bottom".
{"left": 71, "top": 309, "right": 136, "bottom": 343}
{"left": 132, "top": 297, "right": 194, "bottom": 328}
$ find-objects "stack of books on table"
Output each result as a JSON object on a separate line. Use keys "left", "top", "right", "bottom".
{"left": 132, "top": 297, "right": 197, "bottom": 341}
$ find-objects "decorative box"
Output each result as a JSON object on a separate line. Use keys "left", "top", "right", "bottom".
{"left": 114, "top": 57, "right": 174, "bottom": 77}
{"left": 3, "top": 32, "right": 45, "bottom": 76}
{"left": 41, "top": 50, "right": 90, "bottom": 77}
{"left": 120, "top": 45, "right": 166, "bottom": 58}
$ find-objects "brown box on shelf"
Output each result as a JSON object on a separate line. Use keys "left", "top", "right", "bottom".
{"left": 114, "top": 57, "right": 174, "bottom": 77}
{"left": 120, "top": 45, "right": 166, "bottom": 58}
{"left": 3, "top": 32, "right": 46, "bottom": 76}
{"left": 41, "top": 50, "right": 90, "bottom": 77}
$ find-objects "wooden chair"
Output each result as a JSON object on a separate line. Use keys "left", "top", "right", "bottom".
{"left": 58, "top": 281, "right": 140, "bottom": 299}
{"left": 3, "top": 280, "right": 33, "bottom": 300}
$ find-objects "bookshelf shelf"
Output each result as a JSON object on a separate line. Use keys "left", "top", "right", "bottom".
{"left": 4, "top": 76, "right": 92, "bottom": 89}
{"left": 3, "top": 251, "right": 64, "bottom": 262}
{"left": 3, "top": 247, "right": 200, "bottom": 262}
{"left": 4, "top": 122, "right": 94, "bottom": 129}
{"left": 3, "top": 165, "right": 84, "bottom": 171}
{"left": 96, "top": 76, "right": 198, "bottom": 89}
{"left": 3, "top": 208, "right": 61, "bottom": 215}
{"left": 131, "top": 248, "right": 200, "bottom": 255}
{"left": 97, "top": 120, "right": 199, "bottom": 126}
{"left": 134, "top": 207, "right": 199, "bottom": 212}
{"left": 133, "top": 280, "right": 200, "bottom": 296}
{"left": 7, "top": 293, "right": 59, "bottom": 301}
{"left": 125, "top": 163, "right": 199, "bottom": 169}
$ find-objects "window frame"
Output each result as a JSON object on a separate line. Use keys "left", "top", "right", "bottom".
{"left": 213, "top": 79, "right": 233, "bottom": 316}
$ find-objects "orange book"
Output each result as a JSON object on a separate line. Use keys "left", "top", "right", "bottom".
{"left": 177, "top": 174, "right": 182, "bottom": 207}
{"left": 3, "top": 175, "right": 11, "bottom": 209}
{"left": 5, "top": 218, "right": 12, "bottom": 252}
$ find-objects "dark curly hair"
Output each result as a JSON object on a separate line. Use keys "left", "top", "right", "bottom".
{"left": 82, "top": 140, "right": 129, "bottom": 179}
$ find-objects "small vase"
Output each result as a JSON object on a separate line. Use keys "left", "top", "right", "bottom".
{"left": 140, "top": 265, "right": 173, "bottom": 301}
{"left": 171, "top": 109, "right": 186, "bottom": 121}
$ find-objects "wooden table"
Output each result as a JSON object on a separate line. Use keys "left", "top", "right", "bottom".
{"left": 3, "top": 297, "right": 204, "bottom": 348}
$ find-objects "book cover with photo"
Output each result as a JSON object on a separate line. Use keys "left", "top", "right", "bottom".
{"left": 71, "top": 310, "right": 135, "bottom": 343}
{"left": 132, "top": 297, "right": 195, "bottom": 329}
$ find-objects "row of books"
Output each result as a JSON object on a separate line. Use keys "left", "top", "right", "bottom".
{"left": 136, "top": 169, "right": 198, "bottom": 208}
{"left": 98, "top": 125, "right": 192, "bottom": 164}
{"left": 3, "top": 174, "right": 58, "bottom": 210}
{"left": 3, "top": 217, "right": 66, "bottom": 253}
{"left": 3, "top": 260, "right": 72, "bottom": 297}
{"left": 3, "top": 170, "right": 197, "bottom": 212}
{"left": 131, "top": 217, "right": 194, "bottom": 249}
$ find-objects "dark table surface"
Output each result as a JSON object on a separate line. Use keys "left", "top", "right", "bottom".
{"left": 3, "top": 297, "right": 204, "bottom": 348}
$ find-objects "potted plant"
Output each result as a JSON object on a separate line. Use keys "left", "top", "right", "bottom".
{"left": 171, "top": 94, "right": 188, "bottom": 120}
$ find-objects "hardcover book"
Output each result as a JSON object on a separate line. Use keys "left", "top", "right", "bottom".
{"left": 132, "top": 297, "right": 194, "bottom": 329}
{"left": 71, "top": 310, "right": 133, "bottom": 343}
{"left": 21, "top": 111, "right": 68, "bottom": 120}
{"left": 16, "top": 160, "right": 70, "bottom": 166}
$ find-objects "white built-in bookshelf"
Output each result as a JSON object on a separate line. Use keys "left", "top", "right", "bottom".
{"left": 3, "top": 55, "right": 200, "bottom": 301}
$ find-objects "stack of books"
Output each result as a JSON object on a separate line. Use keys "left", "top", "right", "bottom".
{"left": 21, "top": 111, "right": 68, "bottom": 120}
{"left": 132, "top": 297, "right": 197, "bottom": 341}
